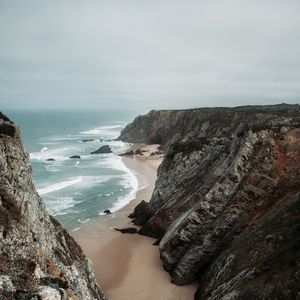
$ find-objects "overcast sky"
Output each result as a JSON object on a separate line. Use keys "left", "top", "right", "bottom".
{"left": 0, "top": 0, "right": 299, "bottom": 110}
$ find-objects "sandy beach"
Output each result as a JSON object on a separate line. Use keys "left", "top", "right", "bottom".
{"left": 72, "top": 146, "right": 197, "bottom": 299}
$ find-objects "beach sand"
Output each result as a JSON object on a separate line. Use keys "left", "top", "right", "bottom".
{"left": 72, "top": 146, "right": 197, "bottom": 299}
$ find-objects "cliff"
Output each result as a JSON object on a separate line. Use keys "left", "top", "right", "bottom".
{"left": 0, "top": 113, "right": 108, "bottom": 299}
{"left": 119, "top": 104, "right": 300, "bottom": 299}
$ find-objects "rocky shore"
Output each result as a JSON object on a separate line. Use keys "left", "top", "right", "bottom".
{"left": 1, "top": 104, "right": 299, "bottom": 300}
{"left": 0, "top": 113, "right": 108, "bottom": 299}
{"left": 119, "top": 104, "right": 300, "bottom": 299}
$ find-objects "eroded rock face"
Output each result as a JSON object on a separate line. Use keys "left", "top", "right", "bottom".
{"left": 0, "top": 113, "right": 108, "bottom": 299}
{"left": 121, "top": 104, "right": 300, "bottom": 299}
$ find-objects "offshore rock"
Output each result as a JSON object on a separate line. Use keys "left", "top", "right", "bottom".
{"left": 0, "top": 113, "right": 108, "bottom": 299}
{"left": 121, "top": 104, "right": 300, "bottom": 299}
{"left": 69, "top": 155, "right": 81, "bottom": 159}
{"left": 90, "top": 145, "right": 112, "bottom": 154}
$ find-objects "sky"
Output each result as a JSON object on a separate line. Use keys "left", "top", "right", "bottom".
{"left": 0, "top": 0, "right": 299, "bottom": 111}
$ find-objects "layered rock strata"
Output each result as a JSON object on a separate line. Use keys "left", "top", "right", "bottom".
{"left": 0, "top": 113, "right": 108, "bottom": 299}
{"left": 119, "top": 104, "right": 300, "bottom": 299}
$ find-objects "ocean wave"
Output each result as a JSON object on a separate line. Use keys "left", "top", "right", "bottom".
{"left": 45, "top": 196, "right": 79, "bottom": 216}
{"left": 30, "top": 146, "right": 80, "bottom": 162}
{"left": 80, "top": 124, "right": 125, "bottom": 138}
{"left": 110, "top": 162, "right": 139, "bottom": 212}
{"left": 38, "top": 177, "right": 82, "bottom": 195}
{"left": 108, "top": 140, "right": 131, "bottom": 155}
{"left": 38, "top": 175, "right": 113, "bottom": 196}
{"left": 45, "top": 164, "right": 60, "bottom": 172}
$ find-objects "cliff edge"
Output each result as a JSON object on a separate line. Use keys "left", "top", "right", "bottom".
{"left": 0, "top": 112, "right": 108, "bottom": 299}
{"left": 119, "top": 104, "right": 300, "bottom": 299}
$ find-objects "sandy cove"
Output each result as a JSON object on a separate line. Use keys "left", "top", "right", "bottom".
{"left": 72, "top": 145, "right": 196, "bottom": 299}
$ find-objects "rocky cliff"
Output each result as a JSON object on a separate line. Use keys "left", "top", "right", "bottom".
{"left": 119, "top": 104, "right": 300, "bottom": 299}
{"left": 0, "top": 112, "right": 108, "bottom": 300}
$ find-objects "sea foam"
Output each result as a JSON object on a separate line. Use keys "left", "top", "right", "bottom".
{"left": 38, "top": 177, "right": 82, "bottom": 195}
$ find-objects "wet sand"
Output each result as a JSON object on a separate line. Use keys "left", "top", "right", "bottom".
{"left": 72, "top": 148, "right": 196, "bottom": 299}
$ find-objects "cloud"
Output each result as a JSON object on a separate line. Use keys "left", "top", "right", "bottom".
{"left": 0, "top": 0, "right": 299, "bottom": 110}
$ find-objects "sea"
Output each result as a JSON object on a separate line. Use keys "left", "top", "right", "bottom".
{"left": 6, "top": 109, "right": 144, "bottom": 231}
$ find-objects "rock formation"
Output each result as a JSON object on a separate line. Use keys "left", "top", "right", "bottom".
{"left": 69, "top": 155, "right": 81, "bottom": 159}
{"left": 90, "top": 145, "right": 112, "bottom": 155}
{"left": 0, "top": 113, "right": 108, "bottom": 299}
{"left": 119, "top": 104, "right": 300, "bottom": 299}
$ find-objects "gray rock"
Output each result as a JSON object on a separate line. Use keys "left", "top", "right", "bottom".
{"left": 69, "top": 155, "right": 81, "bottom": 159}
{"left": 90, "top": 145, "right": 112, "bottom": 154}
{"left": 114, "top": 227, "right": 138, "bottom": 234}
{"left": 0, "top": 112, "right": 108, "bottom": 299}
{"left": 119, "top": 150, "right": 134, "bottom": 156}
{"left": 121, "top": 104, "right": 300, "bottom": 299}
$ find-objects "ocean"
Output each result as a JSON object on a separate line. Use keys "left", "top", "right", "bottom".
{"left": 6, "top": 109, "right": 144, "bottom": 230}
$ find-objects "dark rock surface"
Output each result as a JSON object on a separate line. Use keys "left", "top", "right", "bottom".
{"left": 46, "top": 158, "right": 55, "bottom": 161}
{"left": 128, "top": 200, "right": 151, "bottom": 226}
{"left": 104, "top": 209, "right": 111, "bottom": 215}
{"left": 134, "top": 149, "right": 143, "bottom": 155}
{"left": 114, "top": 227, "right": 138, "bottom": 234}
{"left": 0, "top": 112, "right": 108, "bottom": 299}
{"left": 82, "top": 139, "right": 94, "bottom": 142}
{"left": 90, "top": 145, "right": 112, "bottom": 154}
{"left": 121, "top": 104, "right": 300, "bottom": 299}
{"left": 119, "top": 150, "right": 134, "bottom": 156}
{"left": 69, "top": 155, "right": 81, "bottom": 159}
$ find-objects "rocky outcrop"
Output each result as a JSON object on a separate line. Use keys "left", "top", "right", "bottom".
{"left": 69, "top": 155, "right": 81, "bottom": 159}
{"left": 90, "top": 145, "right": 112, "bottom": 155}
{"left": 0, "top": 113, "right": 108, "bottom": 299}
{"left": 119, "top": 150, "right": 134, "bottom": 156}
{"left": 114, "top": 227, "right": 138, "bottom": 234}
{"left": 121, "top": 104, "right": 300, "bottom": 299}
{"left": 128, "top": 200, "right": 151, "bottom": 226}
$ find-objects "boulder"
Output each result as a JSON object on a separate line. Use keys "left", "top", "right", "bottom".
{"left": 81, "top": 139, "right": 94, "bottom": 142}
{"left": 114, "top": 227, "right": 138, "bottom": 234}
{"left": 128, "top": 200, "right": 151, "bottom": 226}
{"left": 103, "top": 209, "right": 111, "bottom": 215}
{"left": 119, "top": 150, "right": 134, "bottom": 156}
{"left": 134, "top": 149, "right": 143, "bottom": 155}
{"left": 69, "top": 155, "right": 81, "bottom": 159}
{"left": 46, "top": 158, "right": 55, "bottom": 161}
{"left": 90, "top": 145, "right": 112, "bottom": 154}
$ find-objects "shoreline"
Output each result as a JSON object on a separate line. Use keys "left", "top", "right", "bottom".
{"left": 72, "top": 148, "right": 197, "bottom": 299}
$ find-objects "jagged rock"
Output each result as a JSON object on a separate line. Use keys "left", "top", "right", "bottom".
{"left": 128, "top": 200, "right": 151, "bottom": 226}
{"left": 37, "top": 286, "right": 62, "bottom": 300}
{"left": 69, "top": 155, "right": 81, "bottom": 159}
{"left": 90, "top": 145, "right": 112, "bottom": 154}
{"left": 0, "top": 275, "right": 16, "bottom": 293}
{"left": 134, "top": 149, "right": 143, "bottom": 155}
{"left": 119, "top": 150, "right": 134, "bottom": 156}
{"left": 104, "top": 209, "right": 111, "bottom": 215}
{"left": 0, "top": 112, "right": 108, "bottom": 299}
{"left": 121, "top": 104, "right": 300, "bottom": 299}
{"left": 150, "top": 151, "right": 162, "bottom": 156}
{"left": 46, "top": 158, "right": 55, "bottom": 161}
{"left": 114, "top": 227, "right": 138, "bottom": 234}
